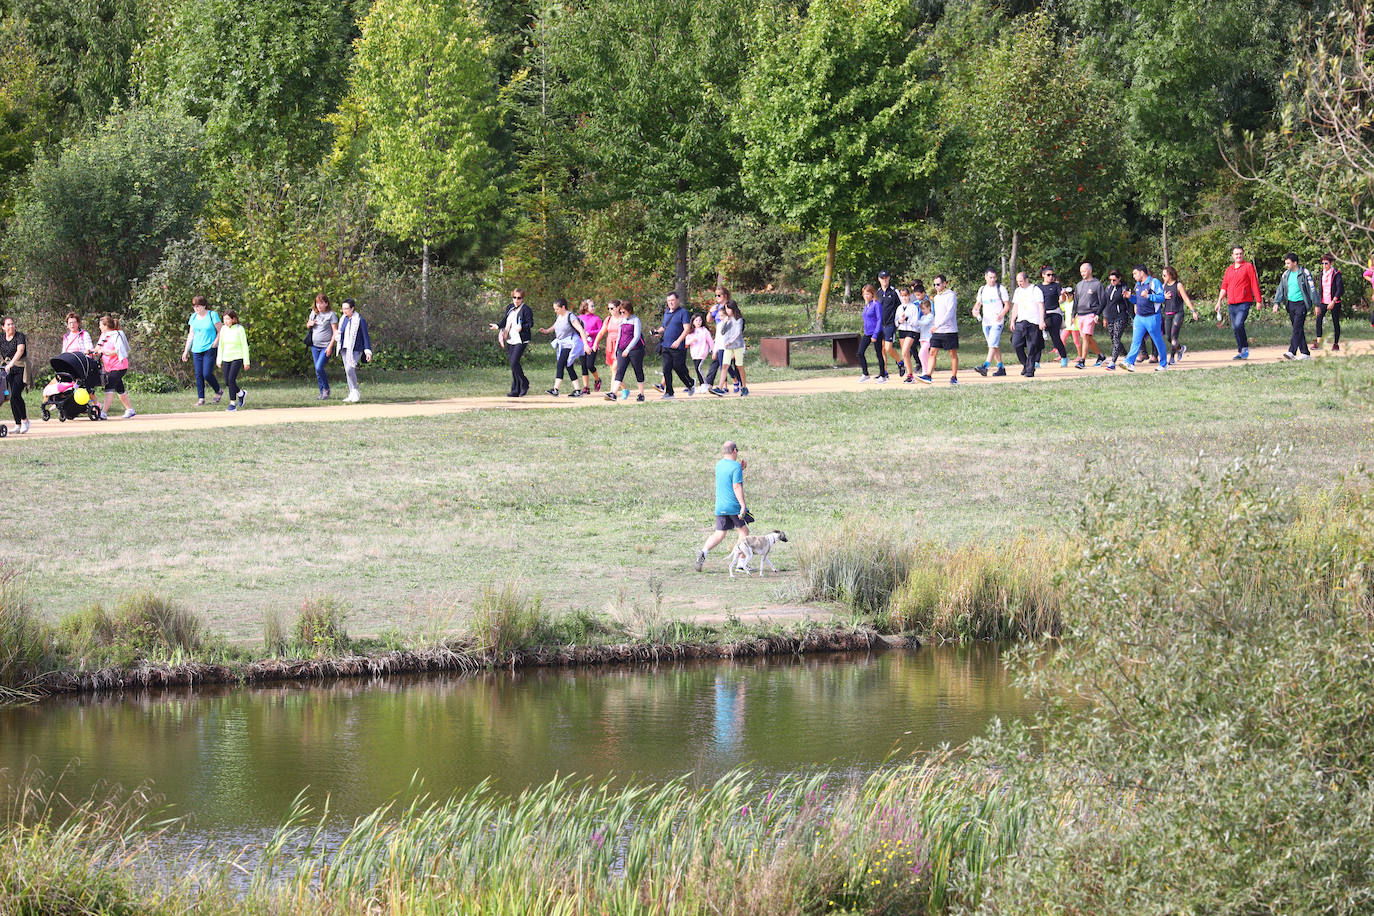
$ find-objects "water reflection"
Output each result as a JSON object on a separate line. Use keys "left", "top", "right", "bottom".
{"left": 0, "top": 646, "right": 1031, "bottom": 835}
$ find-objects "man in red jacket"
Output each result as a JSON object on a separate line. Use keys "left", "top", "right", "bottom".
{"left": 1215, "top": 245, "right": 1262, "bottom": 360}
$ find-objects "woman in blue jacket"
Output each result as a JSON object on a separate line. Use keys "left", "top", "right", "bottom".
{"left": 857, "top": 284, "right": 887, "bottom": 382}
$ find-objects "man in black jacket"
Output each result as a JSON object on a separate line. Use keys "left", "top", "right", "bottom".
{"left": 877, "top": 270, "right": 902, "bottom": 377}
{"left": 490, "top": 288, "right": 534, "bottom": 397}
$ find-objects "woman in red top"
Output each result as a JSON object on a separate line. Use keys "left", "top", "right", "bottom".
{"left": 94, "top": 315, "right": 136, "bottom": 419}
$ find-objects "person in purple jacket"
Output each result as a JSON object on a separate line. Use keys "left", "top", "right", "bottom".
{"left": 857, "top": 283, "right": 887, "bottom": 382}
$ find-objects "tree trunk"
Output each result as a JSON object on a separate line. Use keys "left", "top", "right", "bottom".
{"left": 1161, "top": 212, "right": 1170, "bottom": 268}
{"left": 999, "top": 226, "right": 1007, "bottom": 280}
{"left": 675, "top": 230, "right": 689, "bottom": 304}
{"left": 1008, "top": 229, "right": 1021, "bottom": 282}
{"left": 422, "top": 240, "right": 431, "bottom": 335}
{"left": 843, "top": 271, "right": 852, "bottom": 306}
{"left": 815, "top": 227, "right": 838, "bottom": 331}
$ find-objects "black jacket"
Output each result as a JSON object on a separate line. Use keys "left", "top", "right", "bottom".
{"left": 502, "top": 302, "right": 534, "bottom": 344}
{"left": 1102, "top": 284, "right": 1131, "bottom": 324}
{"left": 878, "top": 285, "right": 901, "bottom": 326}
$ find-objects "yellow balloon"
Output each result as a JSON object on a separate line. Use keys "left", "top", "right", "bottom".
{"left": 73, "top": 388, "right": 90, "bottom": 406}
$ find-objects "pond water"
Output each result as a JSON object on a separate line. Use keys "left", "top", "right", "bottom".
{"left": 0, "top": 645, "right": 1031, "bottom": 843}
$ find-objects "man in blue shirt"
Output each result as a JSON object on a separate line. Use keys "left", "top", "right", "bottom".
{"left": 1123, "top": 265, "right": 1168, "bottom": 372}
{"left": 653, "top": 292, "right": 695, "bottom": 399}
{"left": 695, "top": 441, "right": 749, "bottom": 572}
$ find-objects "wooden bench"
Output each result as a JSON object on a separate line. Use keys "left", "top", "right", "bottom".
{"left": 759, "top": 332, "right": 863, "bottom": 368}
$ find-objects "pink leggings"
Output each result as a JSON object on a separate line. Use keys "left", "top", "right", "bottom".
{"left": 919, "top": 341, "right": 932, "bottom": 376}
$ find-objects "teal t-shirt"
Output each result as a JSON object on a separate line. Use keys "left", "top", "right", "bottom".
{"left": 714, "top": 458, "right": 743, "bottom": 516}
{"left": 188, "top": 310, "right": 221, "bottom": 353}
{"left": 1286, "top": 271, "right": 1303, "bottom": 303}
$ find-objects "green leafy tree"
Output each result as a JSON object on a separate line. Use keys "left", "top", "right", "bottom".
{"left": 348, "top": 0, "right": 501, "bottom": 317}
{"left": 3, "top": 105, "right": 206, "bottom": 314}
{"left": 550, "top": 0, "right": 754, "bottom": 303}
{"left": 1063, "top": 0, "right": 1294, "bottom": 262}
{"left": 944, "top": 9, "right": 1120, "bottom": 279}
{"left": 736, "top": 0, "right": 941, "bottom": 327}
{"left": 134, "top": 0, "right": 355, "bottom": 169}
{"left": 0, "top": 17, "right": 58, "bottom": 224}
{"left": 8, "top": 0, "right": 146, "bottom": 131}
{"left": 1239, "top": 0, "right": 1374, "bottom": 267}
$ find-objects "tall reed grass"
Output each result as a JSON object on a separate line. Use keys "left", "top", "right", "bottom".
{"left": 888, "top": 538, "right": 1066, "bottom": 640}
{"left": 0, "top": 758, "right": 1032, "bottom": 915}
{"left": 790, "top": 525, "right": 913, "bottom": 616}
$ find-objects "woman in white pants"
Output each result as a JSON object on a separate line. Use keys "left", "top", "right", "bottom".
{"left": 334, "top": 299, "right": 373, "bottom": 402}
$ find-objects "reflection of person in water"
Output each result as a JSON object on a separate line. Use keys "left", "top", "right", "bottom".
{"left": 712, "top": 674, "right": 747, "bottom": 752}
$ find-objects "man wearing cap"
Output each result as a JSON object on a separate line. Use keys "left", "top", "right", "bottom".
{"left": 1215, "top": 245, "right": 1262, "bottom": 360}
{"left": 877, "top": 271, "right": 902, "bottom": 378}
{"left": 695, "top": 441, "right": 749, "bottom": 572}
{"left": 1314, "top": 253, "right": 1345, "bottom": 352}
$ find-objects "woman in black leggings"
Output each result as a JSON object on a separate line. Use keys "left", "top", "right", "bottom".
{"left": 1, "top": 316, "right": 28, "bottom": 433}
{"left": 605, "top": 302, "right": 647, "bottom": 402}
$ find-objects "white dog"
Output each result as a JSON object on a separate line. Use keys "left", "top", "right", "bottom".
{"left": 728, "top": 530, "right": 788, "bottom": 578}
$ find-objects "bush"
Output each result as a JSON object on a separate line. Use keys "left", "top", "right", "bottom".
{"left": 465, "top": 580, "right": 545, "bottom": 654}
{"left": 122, "top": 371, "right": 180, "bottom": 394}
{"left": 0, "top": 563, "right": 49, "bottom": 690}
{"left": 128, "top": 234, "right": 242, "bottom": 381}
{"left": 2, "top": 106, "right": 207, "bottom": 315}
{"left": 790, "top": 524, "right": 912, "bottom": 617}
{"left": 292, "top": 596, "right": 351, "bottom": 656}
{"left": 975, "top": 463, "right": 1374, "bottom": 914}
{"left": 55, "top": 592, "right": 204, "bottom": 662}
{"left": 888, "top": 538, "right": 1066, "bottom": 639}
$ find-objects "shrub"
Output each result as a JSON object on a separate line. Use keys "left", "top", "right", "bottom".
{"left": 888, "top": 538, "right": 1066, "bottom": 639}
{"left": 2, "top": 106, "right": 207, "bottom": 315}
{"left": 0, "top": 563, "right": 49, "bottom": 690}
{"left": 128, "top": 234, "right": 241, "bottom": 380}
{"left": 261, "top": 609, "right": 287, "bottom": 657}
{"left": 975, "top": 463, "right": 1374, "bottom": 914}
{"left": 292, "top": 596, "right": 351, "bottom": 656}
{"left": 111, "top": 592, "right": 203, "bottom": 655}
{"left": 465, "top": 580, "right": 545, "bottom": 654}
{"left": 790, "top": 524, "right": 912, "bottom": 617}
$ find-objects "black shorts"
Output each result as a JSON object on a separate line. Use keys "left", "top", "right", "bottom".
{"left": 102, "top": 369, "right": 126, "bottom": 394}
{"left": 897, "top": 329, "right": 919, "bottom": 341}
{"left": 880, "top": 324, "right": 896, "bottom": 341}
{"left": 714, "top": 513, "right": 744, "bottom": 531}
{"left": 929, "top": 332, "right": 959, "bottom": 350}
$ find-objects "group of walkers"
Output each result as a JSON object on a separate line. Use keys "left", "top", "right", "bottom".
{"left": 494, "top": 287, "right": 747, "bottom": 402}
{"left": 850, "top": 247, "right": 1365, "bottom": 385}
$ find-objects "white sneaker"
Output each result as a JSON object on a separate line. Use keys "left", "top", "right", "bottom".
{"left": 1294, "top": 352, "right": 1311, "bottom": 361}
{"left": 344, "top": 390, "right": 361, "bottom": 403}
{"left": 100, "top": 409, "right": 109, "bottom": 419}
{"left": 123, "top": 409, "right": 136, "bottom": 419}
{"left": 857, "top": 375, "right": 872, "bottom": 383}
{"left": 19, "top": 420, "right": 29, "bottom": 434}
{"left": 874, "top": 375, "right": 888, "bottom": 384}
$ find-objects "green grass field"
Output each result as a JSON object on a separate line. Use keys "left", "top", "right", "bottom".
{"left": 5, "top": 347, "right": 1370, "bottom": 644}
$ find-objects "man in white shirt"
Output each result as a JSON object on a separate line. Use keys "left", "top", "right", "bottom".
{"left": 1009, "top": 272, "right": 1046, "bottom": 377}
{"left": 971, "top": 269, "right": 1010, "bottom": 377}
{"left": 921, "top": 274, "right": 960, "bottom": 385}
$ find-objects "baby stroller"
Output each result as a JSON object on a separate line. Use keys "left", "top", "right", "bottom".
{"left": 41, "top": 352, "right": 104, "bottom": 422}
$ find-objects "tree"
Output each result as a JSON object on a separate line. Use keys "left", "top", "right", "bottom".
{"left": 736, "top": 0, "right": 941, "bottom": 327}
{"left": 348, "top": 0, "right": 501, "bottom": 317}
{"left": 3, "top": 105, "right": 206, "bottom": 313}
{"left": 134, "top": 0, "right": 355, "bottom": 169}
{"left": 8, "top": 0, "right": 146, "bottom": 132}
{"left": 0, "top": 17, "right": 58, "bottom": 224}
{"left": 944, "top": 10, "right": 1120, "bottom": 279}
{"left": 550, "top": 0, "right": 753, "bottom": 303}
{"left": 1063, "top": 0, "right": 1294, "bottom": 262}
{"left": 1236, "top": 0, "right": 1374, "bottom": 266}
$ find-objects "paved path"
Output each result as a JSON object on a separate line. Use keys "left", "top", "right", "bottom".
{"left": 9, "top": 342, "right": 1368, "bottom": 440}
